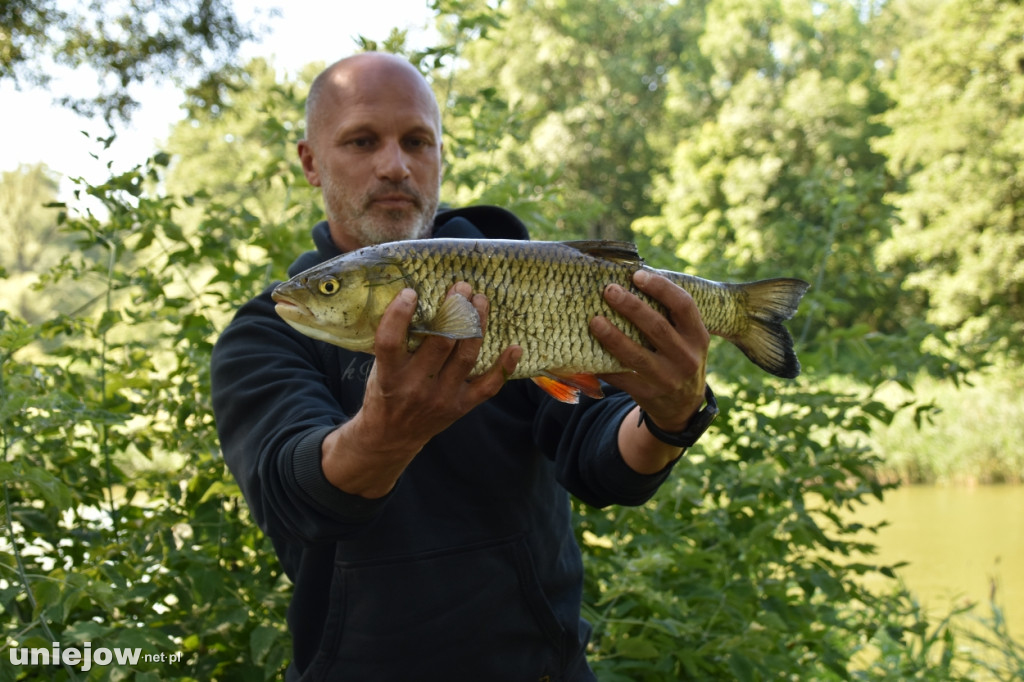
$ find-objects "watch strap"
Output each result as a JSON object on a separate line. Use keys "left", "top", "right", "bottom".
{"left": 638, "top": 383, "right": 719, "bottom": 449}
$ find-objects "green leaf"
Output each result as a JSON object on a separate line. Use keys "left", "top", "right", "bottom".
{"left": 30, "top": 578, "right": 62, "bottom": 620}
{"left": 250, "top": 624, "right": 282, "bottom": 665}
{"left": 615, "top": 636, "right": 660, "bottom": 659}
{"left": 11, "top": 463, "right": 74, "bottom": 510}
{"left": 727, "top": 652, "right": 756, "bottom": 682}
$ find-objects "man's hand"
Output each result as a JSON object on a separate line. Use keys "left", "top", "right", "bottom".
{"left": 589, "top": 269, "right": 711, "bottom": 473}
{"left": 322, "top": 282, "right": 521, "bottom": 498}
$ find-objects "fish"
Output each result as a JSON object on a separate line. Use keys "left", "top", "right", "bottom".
{"left": 271, "top": 239, "right": 810, "bottom": 403}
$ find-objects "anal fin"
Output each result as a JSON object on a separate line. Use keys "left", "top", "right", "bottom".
{"left": 532, "top": 371, "right": 605, "bottom": 404}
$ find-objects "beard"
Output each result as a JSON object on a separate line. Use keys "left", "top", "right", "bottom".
{"left": 321, "top": 175, "right": 439, "bottom": 247}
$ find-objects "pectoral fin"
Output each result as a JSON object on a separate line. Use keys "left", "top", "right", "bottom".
{"left": 532, "top": 371, "right": 605, "bottom": 404}
{"left": 410, "top": 294, "right": 483, "bottom": 340}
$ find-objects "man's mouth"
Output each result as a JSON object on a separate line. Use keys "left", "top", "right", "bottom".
{"left": 372, "top": 194, "right": 416, "bottom": 208}
{"left": 368, "top": 186, "right": 420, "bottom": 210}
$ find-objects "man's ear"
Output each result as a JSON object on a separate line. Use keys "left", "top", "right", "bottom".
{"left": 297, "top": 140, "right": 321, "bottom": 187}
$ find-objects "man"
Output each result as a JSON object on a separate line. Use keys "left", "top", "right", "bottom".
{"left": 211, "top": 52, "right": 713, "bottom": 680}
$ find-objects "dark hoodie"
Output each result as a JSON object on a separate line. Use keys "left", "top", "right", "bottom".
{"left": 210, "top": 206, "right": 678, "bottom": 681}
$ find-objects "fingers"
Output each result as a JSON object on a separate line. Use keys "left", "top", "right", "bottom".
{"left": 373, "top": 288, "right": 419, "bottom": 362}
{"left": 446, "top": 292, "right": 489, "bottom": 370}
{"left": 597, "top": 271, "right": 709, "bottom": 360}
{"left": 591, "top": 270, "right": 710, "bottom": 430}
{"left": 330, "top": 282, "right": 519, "bottom": 494}
{"left": 466, "top": 344, "right": 522, "bottom": 398}
{"left": 413, "top": 286, "right": 485, "bottom": 381}
{"left": 372, "top": 283, "right": 514, "bottom": 401}
{"left": 610, "top": 270, "right": 707, "bottom": 346}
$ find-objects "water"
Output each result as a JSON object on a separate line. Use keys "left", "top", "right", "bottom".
{"left": 852, "top": 485, "right": 1024, "bottom": 639}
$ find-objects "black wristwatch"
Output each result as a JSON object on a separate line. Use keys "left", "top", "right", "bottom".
{"left": 638, "top": 383, "right": 719, "bottom": 449}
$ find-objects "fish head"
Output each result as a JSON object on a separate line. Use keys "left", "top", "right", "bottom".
{"left": 271, "top": 252, "right": 407, "bottom": 352}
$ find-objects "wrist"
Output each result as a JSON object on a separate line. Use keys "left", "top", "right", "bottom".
{"left": 321, "top": 417, "right": 420, "bottom": 499}
{"left": 638, "top": 383, "right": 719, "bottom": 450}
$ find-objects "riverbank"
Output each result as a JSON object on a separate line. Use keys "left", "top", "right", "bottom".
{"left": 870, "top": 368, "right": 1024, "bottom": 485}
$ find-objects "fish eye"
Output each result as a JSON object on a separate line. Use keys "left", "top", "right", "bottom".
{"left": 318, "top": 277, "right": 341, "bottom": 295}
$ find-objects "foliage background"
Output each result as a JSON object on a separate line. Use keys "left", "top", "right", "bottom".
{"left": 2, "top": 0, "right": 1023, "bottom": 680}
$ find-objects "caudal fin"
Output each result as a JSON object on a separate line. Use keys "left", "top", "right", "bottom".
{"left": 730, "top": 278, "right": 810, "bottom": 379}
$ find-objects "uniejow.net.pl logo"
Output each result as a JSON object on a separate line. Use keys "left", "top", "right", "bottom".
{"left": 7, "top": 641, "right": 183, "bottom": 673}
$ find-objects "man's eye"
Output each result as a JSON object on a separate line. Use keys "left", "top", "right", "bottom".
{"left": 348, "top": 137, "right": 375, "bottom": 148}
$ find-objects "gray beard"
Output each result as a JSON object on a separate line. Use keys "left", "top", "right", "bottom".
{"left": 321, "top": 175, "right": 437, "bottom": 246}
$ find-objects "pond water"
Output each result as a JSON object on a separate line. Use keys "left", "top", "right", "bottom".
{"left": 851, "top": 485, "right": 1024, "bottom": 639}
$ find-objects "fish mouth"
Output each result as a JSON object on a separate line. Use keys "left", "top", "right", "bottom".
{"left": 271, "top": 291, "right": 376, "bottom": 352}
{"left": 271, "top": 291, "right": 312, "bottom": 321}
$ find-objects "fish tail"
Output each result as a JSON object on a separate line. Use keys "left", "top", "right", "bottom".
{"left": 728, "top": 278, "right": 810, "bottom": 379}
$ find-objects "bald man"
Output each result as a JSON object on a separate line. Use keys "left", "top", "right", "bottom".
{"left": 211, "top": 52, "right": 713, "bottom": 680}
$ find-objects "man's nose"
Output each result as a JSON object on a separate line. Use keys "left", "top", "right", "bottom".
{"left": 375, "top": 140, "right": 411, "bottom": 181}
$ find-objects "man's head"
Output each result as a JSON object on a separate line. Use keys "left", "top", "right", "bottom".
{"left": 298, "top": 52, "right": 443, "bottom": 251}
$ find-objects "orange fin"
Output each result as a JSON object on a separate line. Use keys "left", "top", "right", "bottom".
{"left": 532, "top": 372, "right": 605, "bottom": 404}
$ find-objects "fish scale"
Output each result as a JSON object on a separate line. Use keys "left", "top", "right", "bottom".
{"left": 271, "top": 238, "right": 810, "bottom": 403}
{"left": 386, "top": 239, "right": 647, "bottom": 380}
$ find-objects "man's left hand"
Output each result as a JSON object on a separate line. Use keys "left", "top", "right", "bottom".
{"left": 589, "top": 269, "right": 711, "bottom": 467}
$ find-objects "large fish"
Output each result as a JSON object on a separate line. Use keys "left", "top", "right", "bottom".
{"left": 271, "top": 239, "right": 810, "bottom": 403}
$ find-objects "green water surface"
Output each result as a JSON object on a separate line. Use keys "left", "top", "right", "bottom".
{"left": 854, "top": 485, "right": 1024, "bottom": 639}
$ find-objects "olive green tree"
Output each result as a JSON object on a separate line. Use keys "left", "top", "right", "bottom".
{"left": 1, "top": 0, "right": 257, "bottom": 125}
{"left": 437, "top": 0, "right": 702, "bottom": 240}
{"left": 632, "top": 0, "right": 912, "bottom": 379}
{"left": 874, "top": 0, "right": 1024, "bottom": 362}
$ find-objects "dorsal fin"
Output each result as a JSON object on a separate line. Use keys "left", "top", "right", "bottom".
{"left": 561, "top": 240, "right": 644, "bottom": 267}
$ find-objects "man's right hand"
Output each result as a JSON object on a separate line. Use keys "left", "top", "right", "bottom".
{"left": 321, "top": 282, "right": 522, "bottom": 499}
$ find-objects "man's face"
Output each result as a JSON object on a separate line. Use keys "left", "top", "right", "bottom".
{"left": 299, "top": 60, "right": 443, "bottom": 251}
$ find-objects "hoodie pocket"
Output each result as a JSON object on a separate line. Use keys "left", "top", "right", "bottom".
{"left": 310, "top": 535, "right": 567, "bottom": 681}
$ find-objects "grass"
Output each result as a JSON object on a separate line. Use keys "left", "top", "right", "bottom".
{"left": 870, "top": 365, "right": 1024, "bottom": 485}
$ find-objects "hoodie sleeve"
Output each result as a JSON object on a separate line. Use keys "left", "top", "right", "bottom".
{"left": 211, "top": 288, "right": 392, "bottom": 545}
{"left": 528, "top": 383, "right": 680, "bottom": 509}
